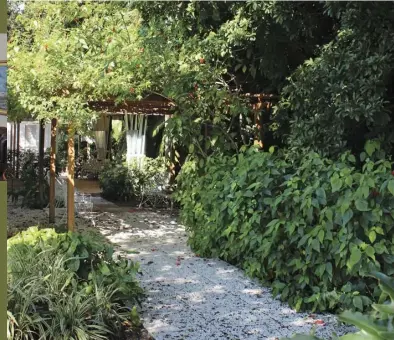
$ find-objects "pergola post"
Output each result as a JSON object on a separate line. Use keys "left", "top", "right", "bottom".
{"left": 164, "top": 115, "right": 175, "bottom": 184}
{"left": 49, "top": 118, "right": 57, "bottom": 223}
{"left": 16, "top": 122, "right": 20, "bottom": 178}
{"left": 38, "top": 119, "right": 45, "bottom": 207}
{"left": 67, "top": 125, "right": 75, "bottom": 232}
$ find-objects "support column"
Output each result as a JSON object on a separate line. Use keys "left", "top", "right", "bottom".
{"left": 67, "top": 125, "right": 75, "bottom": 232}
{"left": 164, "top": 115, "right": 175, "bottom": 184}
{"left": 49, "top": 118, "right": 57, "bottom": 223}
{"left": 12, "top": 122, "right": 16, "bottom": 174}
{"left": 16, "top": 122, "right": 20, "bottom": 178}
{"left": 38, "top": 119, "right": 45, "bottom": 207}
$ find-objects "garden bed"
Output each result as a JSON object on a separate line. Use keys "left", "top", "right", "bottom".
{"left": 7, "top": 202, "right": 155, "bottom": 340}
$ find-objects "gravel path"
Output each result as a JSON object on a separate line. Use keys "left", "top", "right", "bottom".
{"left": 88, "top": 200, "right": 355, "bottom": 340}
{"left": 8, "top": 197, "right": 355, "bottom": 340}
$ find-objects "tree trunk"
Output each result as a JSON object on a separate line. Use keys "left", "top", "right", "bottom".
{"left": 38, "top": 119, "right": 45, "bottom": 208}
{"left": 49, "top": 118, "right": 57, "bottom": 223}
{"left": 67, "top": 125, "right": 75, "bottom": 232}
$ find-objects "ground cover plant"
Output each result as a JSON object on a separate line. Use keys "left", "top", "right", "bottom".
{"left": 176, "top": 141, "right": 394, "bottom": 312}
{"left": 7, "top": 227, "right": 143, "bottom": 340}
{"left": 283, "top": 272, "right": 394, "bottom": 339}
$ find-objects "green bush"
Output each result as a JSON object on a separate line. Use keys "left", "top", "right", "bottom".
{"left": 175, "top": 141, "right": 394, "bottom": 312}
{"left": 7, "top": 227, "right": 143, "bottom": 340}
{"left": 283, "top": 272, "right": 394, "bottom": 340}
{"left": 8, "top": 149, "right": 62, "bottom": 208}
{"left": 99, "top": 157, "right": 168, "bottom": 203}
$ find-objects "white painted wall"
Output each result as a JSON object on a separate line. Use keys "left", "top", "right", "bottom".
{"left": 0, "top": 115, "right": 6, "bottom": 128}
{"left": 0, "top": 34, "right": 6, "bottom": 61}
{"left": 7, "top": 121, "right": 52, "bottom": 151}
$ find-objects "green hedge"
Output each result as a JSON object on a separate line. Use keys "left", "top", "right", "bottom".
{"left": 175, "top": 141, "right": 394, "bottom": 312}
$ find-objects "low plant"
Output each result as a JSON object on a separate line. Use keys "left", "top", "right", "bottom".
{"left": 7, "top": 227, "right": 143, "bottom": 340}
{"left": 99, "top": 156, "right": 169, "bottom": 205}
{"left": 283, "top": 272, "right": 394, "bottom": 340}
{"left": 175, "top": 140, "right": 394, "bottom": 312}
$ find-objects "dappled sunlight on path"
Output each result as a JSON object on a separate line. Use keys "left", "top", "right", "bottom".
{"left": 89, "top": 202, "right": 355, "bottom": 340}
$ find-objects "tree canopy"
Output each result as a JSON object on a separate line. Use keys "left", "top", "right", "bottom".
{"left": 8, "top": 1, "right": 394, "bottom": 157}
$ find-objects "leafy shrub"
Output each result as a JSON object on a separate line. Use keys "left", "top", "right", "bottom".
{"left": 99, "top": 162, "right": 134, "bottom": 202}
{"left": 8, "top": 149, "right": 62, "bottom": 208}
{"left": 283, "top": 272, "right": 394, "bottom": 340}
{"left": 175, "top": 141, "right": 394, "bottom": 312}
{"left": 99, "top": 157, "right": 168, "bottom": 204}
{"left": 7, "top": 227, "right": 143, "bottom": 340}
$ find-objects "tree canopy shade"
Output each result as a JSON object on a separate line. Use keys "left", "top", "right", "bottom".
{"left": 8, "top": 2, "right": 141, "bottom": 132}
{"left": 275, "top": 2, "right": 394, "bottom": 156}
{"left": 8, "top": 1, "right": 394, "bottom": 158}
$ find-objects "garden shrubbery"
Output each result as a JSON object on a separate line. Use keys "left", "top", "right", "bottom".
{"left": 7, "top": 227, "right": 143, "bottom": 340}
{"left": 99, "top": 156, "right": 168, "bottom": 203}
{"left": 8, "top": 149, "right": 62, "bottom": 208}
{"left": 284, "top": 272, "right": 394, "bottom": 339}
{"left": 175, "top": 141, "right": 394, "bottom": 312}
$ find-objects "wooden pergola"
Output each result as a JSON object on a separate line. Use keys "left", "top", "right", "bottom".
{"left": 88, "top": 94, "right": 175, "bottom": 117}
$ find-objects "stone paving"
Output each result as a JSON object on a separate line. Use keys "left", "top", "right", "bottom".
{"left": 88, "top": 205, "right": 355, "bottom": 340}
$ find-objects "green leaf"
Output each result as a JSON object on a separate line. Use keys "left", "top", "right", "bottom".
{"left": 365, "top": 141, "right": 378, "bottom": 157}
{"left": 342, "top": 209, "right": 354, "bottom": 226}
{"left": 100, "top": 263, "right": 111, "bottom": 276}
{"left": 339, "top": 310, "right": 386, "bottom": 336}
{"left": 316, "top": 188, "right": 326, "bottom": 205}
{"left": 243, "top": 190, "right": 254, "bottom": 198}
{"left": 348, "top": 154, "right": 356, "bottom": 163}
{"left": 365, "top": 246, "right": 375, "bottom": 260}
{"left": 311, "top": 239, "right": 320, "bottom": 252}
{"left": 318, "top": 230, "right": 325, "bottom": 244}
{"left": 67, "top": 259, "right": 80, "bottom": 272}
{"left": 331, "top": 177, "right": 343, "bottom": 192}
{"left": 388, "top": 180, "right": 394, "bottom": 196}
{"left": 347, "top": 247, "right": 362, "bottom": 270}
{"left": 353, "top": 296, "right": 363, "bottom": 310}
{"left": 371, "top": 272, "right": 394, "bottom": 300}
{"left": 369, "top": 230, "right": 376, "bottom": 243}
{"left": 372, "top": 302, "right": 394, "bottom": 314}
{"left": 355, "top": 199, "right": 369, "bottom": 212}
{"left": 326, "top": 262, "right": 333, "bottom": 277}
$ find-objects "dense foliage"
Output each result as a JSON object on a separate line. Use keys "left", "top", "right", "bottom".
{"left": 99, "top": 157, "right": 168, "bottom": 205}
{"left": 7, "top": 227, "right": 142, "bottom": 340}
{"left": 176, "top": 142, "right": 394, "bottom": 312}
{"left": 284, "top": 272, "right": 394, "bottom": 340}
{"left": 276, "top": 2, "right": 394, "bottom": 157}
{"left": 8, "top": 149, "right": 61, "bottom": 208}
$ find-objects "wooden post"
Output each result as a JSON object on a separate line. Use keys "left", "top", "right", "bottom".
{"left": 12, "top": 122, "right": 16, "bottom": 175}
{"left": 107, "top": 116, "right": 112, "bottom": 160}
{"left": 38, "top": 119, "right": 45, "bottom": 207}
{"left": 67, "top": 125, "right": 75, "bottom": 232}
{"left": 49, "top": 118, "right": 57, "bottom": 223}
{"left": 9, "top": 122, "right": 13, "bottom": 176}
{"left": 16, "top": 122, "right": 20, "bottom": 178}
{"left": 164, "top": 115, "right": 175, "bottom": 184}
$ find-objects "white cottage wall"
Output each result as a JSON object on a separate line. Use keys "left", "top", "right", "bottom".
{"left": 7, "top": 121, "right": 52, "bottom": 151}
